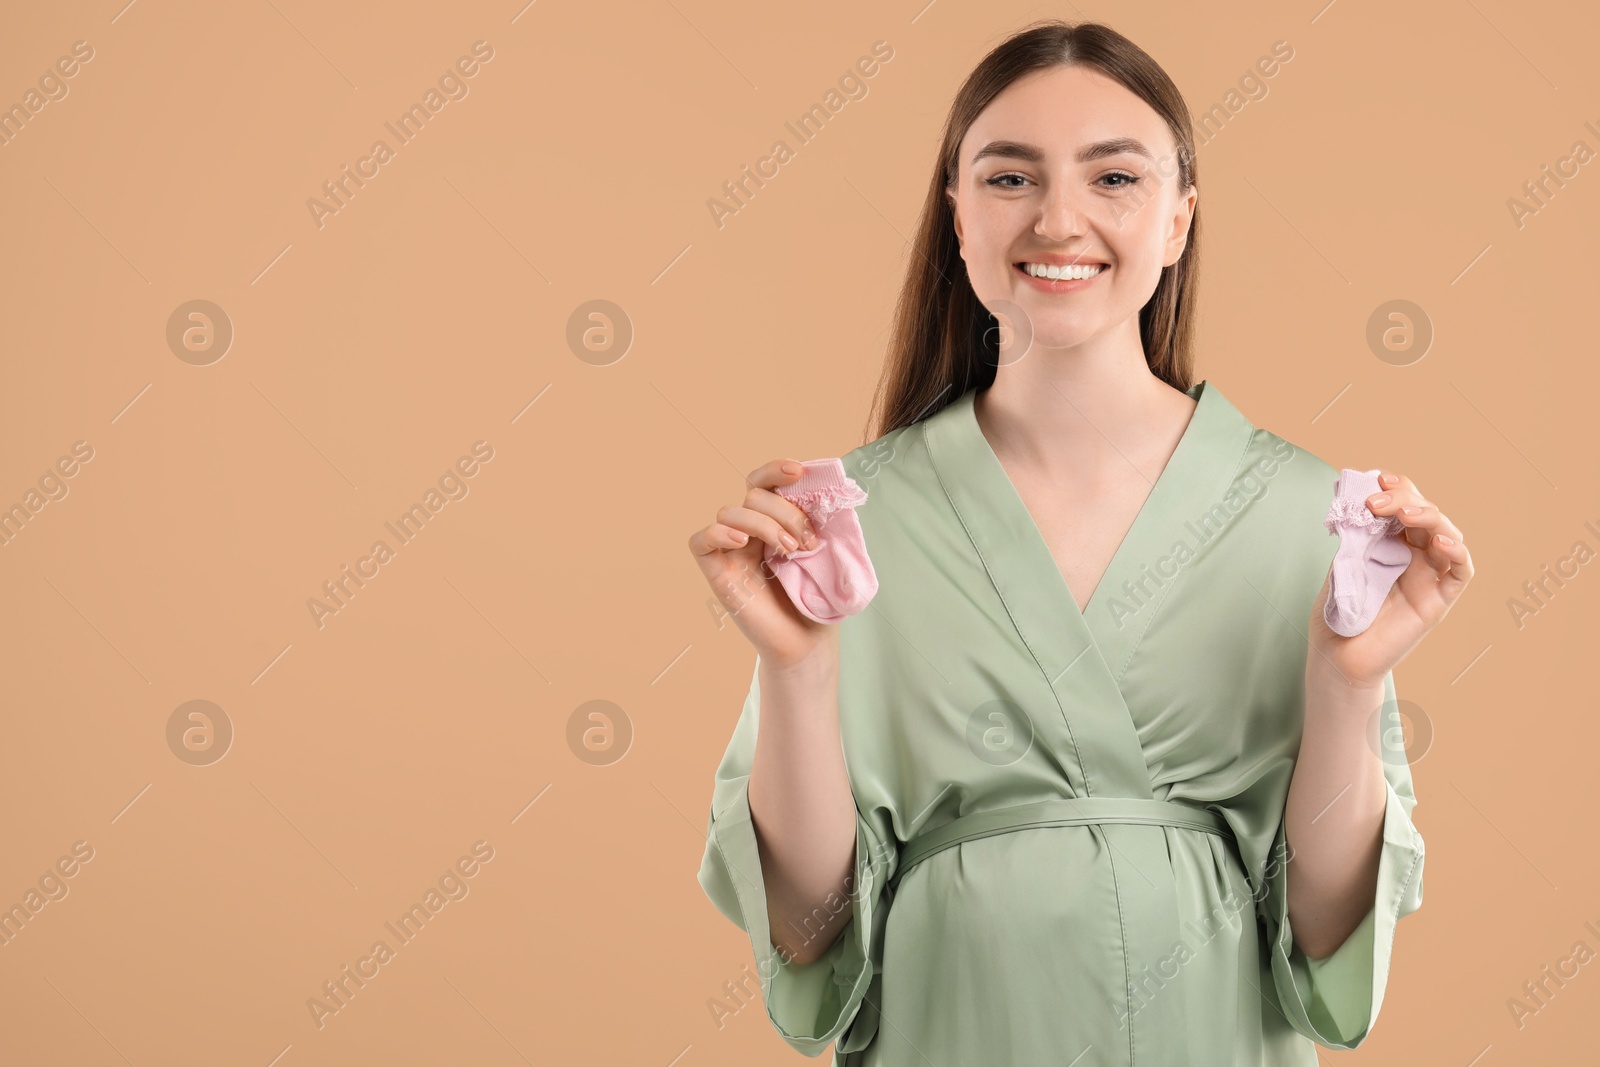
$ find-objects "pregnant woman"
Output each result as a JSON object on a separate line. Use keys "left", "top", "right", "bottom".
{"left": 687, "top": 19, "right": 1472, "bottom": 1066}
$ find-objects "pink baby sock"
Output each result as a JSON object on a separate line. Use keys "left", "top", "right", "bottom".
{"left": 1321, "top": 468, "right": 1411, "bottom": 637}
{"left": 763, "top": 458, "right": 879, "bottom": 624}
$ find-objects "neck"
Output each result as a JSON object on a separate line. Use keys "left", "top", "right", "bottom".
{"left": 976, "top": 325, "right": 1186, "bottom": 475}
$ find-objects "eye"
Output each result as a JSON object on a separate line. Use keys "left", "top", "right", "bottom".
{"left": 983, "top": 173, "right": 1030, "bottom": 189}
{"left": 1099, "top": 171, "right": 1142, "bottom": 189}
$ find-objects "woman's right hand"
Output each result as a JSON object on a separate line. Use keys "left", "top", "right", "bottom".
{"left": 688, "top": 458, "right": 835, "bottom": 669}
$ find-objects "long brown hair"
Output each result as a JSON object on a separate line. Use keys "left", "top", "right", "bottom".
{"left": 865, "top": 19, "right": 1201, "bottom": 441}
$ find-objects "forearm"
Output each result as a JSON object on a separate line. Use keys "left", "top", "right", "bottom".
{"left": 1282, "top": 653, "right": 1389, "bottom": 960}
{"left": 747, "top": 636, "right": 860, "bottom": 966}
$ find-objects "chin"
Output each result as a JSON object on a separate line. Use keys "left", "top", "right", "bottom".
{"left": 1025, "top": 316, "right": 1106, "bottom": 352}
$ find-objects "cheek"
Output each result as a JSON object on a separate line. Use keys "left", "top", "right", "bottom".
{"left": 1100, "top": 198, "right": 1173, "bottom": 262}
{"left": 966, "top": 209, "right": 1026, "bottom": 273}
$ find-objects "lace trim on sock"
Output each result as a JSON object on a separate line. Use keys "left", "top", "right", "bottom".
{"left": 1323, "top": 496, "right": 1404, "bottom": 534}
{"left": 784, "top": 481, "right": 868, "bottom": 525}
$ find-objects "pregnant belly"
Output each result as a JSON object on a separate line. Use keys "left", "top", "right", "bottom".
{"left": 871, "top": 823, "right": 1262, "bottom": 1067}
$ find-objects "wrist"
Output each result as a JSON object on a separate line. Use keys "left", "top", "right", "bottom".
{"left": 1305, "top": 654, "right": 1385, "bottom": 712}
{"left": 761, "top": 634, "right": 840, "bottom": 685}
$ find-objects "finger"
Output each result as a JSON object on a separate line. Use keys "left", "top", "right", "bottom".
{"left": 1388, "top": 502, "right": 1464, "bottom": 551}
{"left": 746, "top": 458, "right": 808, "bottom": 493}
{"left": 1430, "top": 531, "right": 1474, "bottom": 599}
{"left": 1376, "top": 470, "right": 1427, "bottom": 505}
{"left": 744, "top": 485, "right": 818, "bottom": 548}
{"left": 1371, "top": 471, "right": 1437, "bottom": 520}
{"left": 1415, "top": 522, "right": 1456, "bottom": 572}
{"left": 717, "top": 504, "right": 808, "bottom": 555}
{"left": 687, "top": 522, "right": 754, "bottom": 558}
{"left": 1366, "top": 484, "right": 1428, "bottom": 517}
{"left": 1366, "top": 477, "right": 1440, "bottom": 550}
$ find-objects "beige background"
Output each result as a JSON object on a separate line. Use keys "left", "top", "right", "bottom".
{"left": 0, "top": 0, "right": 1595, "bottom": 1063}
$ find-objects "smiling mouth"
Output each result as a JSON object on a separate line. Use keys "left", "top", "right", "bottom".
{"left": 1015, "top": 261, "right": 1107, "bottom": 281}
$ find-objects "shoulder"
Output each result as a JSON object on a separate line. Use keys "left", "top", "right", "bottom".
{"left": 1219, "top": 411, "right": 1346, "bottom": 582}
{"left": 839, "top": 414, "right": 937, "bottom": 516}
{"left": 1197, "top": 382, "right": 1337, "bottom": 511}
{"left": 1233, "top": 423, "right": 1339, "bottom": 511}
{"left": 1194, "top": 380, "right": 1352, "bottom": 584}
{"left": 833, "top": 409, "right": 959, "bottom": 569}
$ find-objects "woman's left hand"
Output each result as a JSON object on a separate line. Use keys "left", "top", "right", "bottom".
{"left": 1309, "top": 470, "right": 1474, "bottom": 688}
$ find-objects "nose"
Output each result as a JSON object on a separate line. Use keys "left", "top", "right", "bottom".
{"left": 1034, "top": 183, "right": 1090, "bottom": 243}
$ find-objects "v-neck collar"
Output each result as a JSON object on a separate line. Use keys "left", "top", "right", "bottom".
{"left": 923, "top": 377, "right": 1256, "bottom": 695}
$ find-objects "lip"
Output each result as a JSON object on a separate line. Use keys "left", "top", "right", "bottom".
{"left": 1014, "top": 260, "right": 1107, "bottom": 292}
{"left": 1015, "top": 253, "right": 1109, "bottom": 267}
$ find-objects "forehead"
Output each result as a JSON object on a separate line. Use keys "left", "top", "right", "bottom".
{"left": 959, "top": 64, "right": 1176, "bottom": 164}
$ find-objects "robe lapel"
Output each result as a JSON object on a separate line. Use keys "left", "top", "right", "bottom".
{"left": 922, "top": 377, "right": 1259, "bottom": 1066}
{"left": 922, "top": 378, "right": 1256, "bottom": 797}
{"left": 1077, "top": 381, "right": 1258, "bottom": 680}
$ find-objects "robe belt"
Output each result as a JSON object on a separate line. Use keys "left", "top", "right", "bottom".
{"left": 888, "top": 796, "right": 1233, "bottom": 890}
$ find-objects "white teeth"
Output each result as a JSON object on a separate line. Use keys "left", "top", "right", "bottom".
{"left": 1022, "top": 262, "right": 1104, "bottom": 280}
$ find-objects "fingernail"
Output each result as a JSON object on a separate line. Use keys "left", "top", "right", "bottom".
{"left": 781, "top": 533, "right": 798, "bottom": 552}
{"left": 1370, "top": 493, "right": 1390, "bottom": 506}
{"left": 781, "top": 462, "right": 802, "bottom": 475}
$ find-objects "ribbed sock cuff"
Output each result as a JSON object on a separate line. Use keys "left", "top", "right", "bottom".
{"left": 785, "top": 458, "right": 849, "bottom": 495}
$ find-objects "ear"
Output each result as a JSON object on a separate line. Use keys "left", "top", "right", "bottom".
{"left": 1163, "top": 184, "right": 1197, "bottom": 268}
{"left": 947, "top": 188, "right": 963, "bottom": 245}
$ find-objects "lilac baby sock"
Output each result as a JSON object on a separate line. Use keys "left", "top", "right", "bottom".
{"left": 1322, "top": 468, "right": 1411, "bottom": 637}
{"left": 763, "top": 458, "right": 879, "bottom": 624}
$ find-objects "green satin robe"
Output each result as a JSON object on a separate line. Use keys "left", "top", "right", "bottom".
{"left": 697, "top": 379, "right": 1426, "bottom": 1065}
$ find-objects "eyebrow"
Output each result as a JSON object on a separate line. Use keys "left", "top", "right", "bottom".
{"left": 969, "top": 138, "right": 1156, "bottom": 166}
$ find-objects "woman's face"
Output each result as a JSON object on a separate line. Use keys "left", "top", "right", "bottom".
{"left": 947, "top": 64, "right": 1196, "bottom": 354}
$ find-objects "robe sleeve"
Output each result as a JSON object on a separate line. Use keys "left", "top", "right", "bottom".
{"left": 695, "top": 656, "right": 894, "bottom": 1058}
{"left": 1256, "top": 668, "right": 1427, "bottom": 1049}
